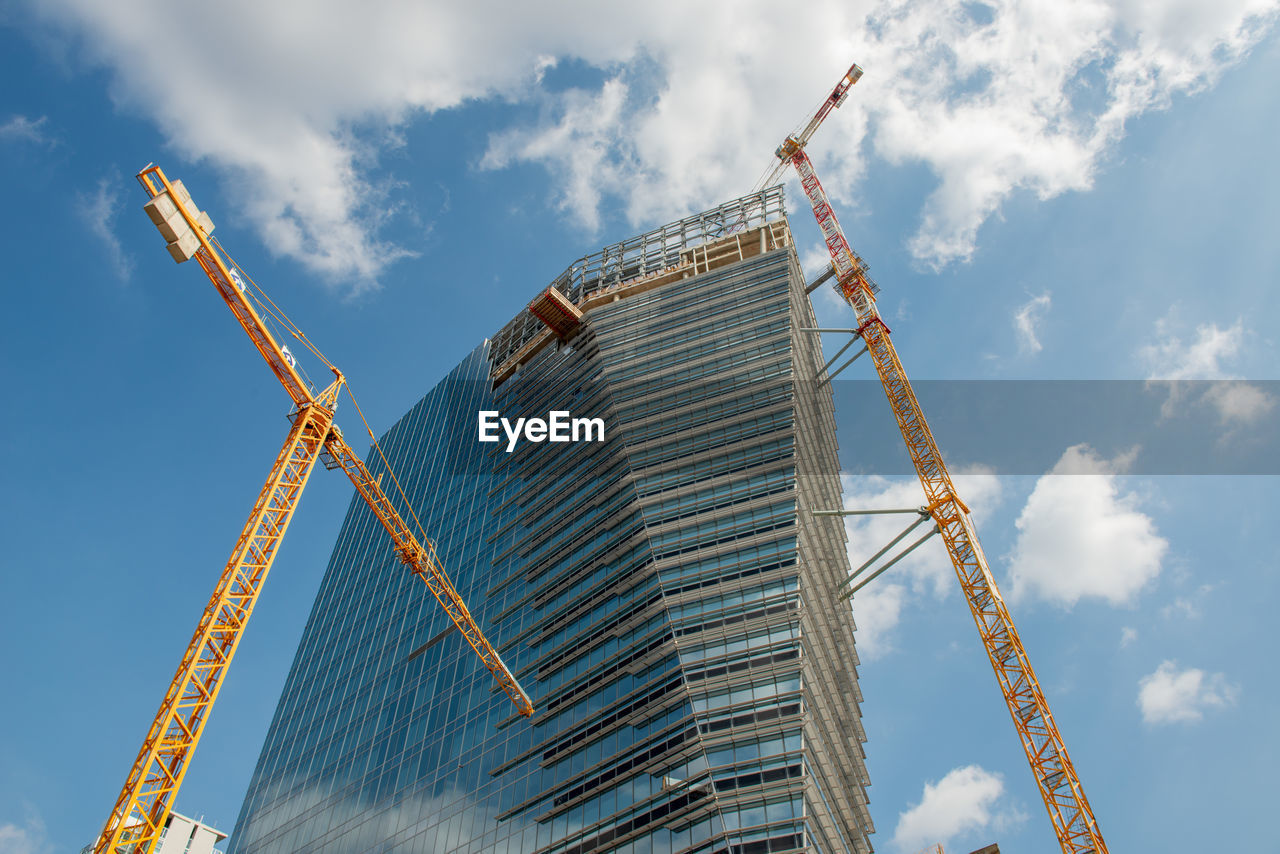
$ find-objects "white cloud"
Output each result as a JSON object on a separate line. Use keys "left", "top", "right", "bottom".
{"left": 1008, "top": 444, "right": 1166, "bottom": 607}
{"left": 1140, "top": 315, "right": 1275, "bottom": 424}
{"left": 840, "top": 470, "right": 1001, "bottom": 658}
{"left": 27, "top": 0, "right": 1279, "bottom": 288}
{"left": 31, "top": 0, "right": 623, "bottom": 289}
{"left": 1142, "top": 315, "right": 1244, "bottom": 380}
{"left": 891, "top": 765, "right": 1017, "bottom": 852}
{"left": 1120, "top": 626, "right": 1138, "bottom": 647}
{"left": 850, "top": 580, "right": 908, "bottom": 660}
{"left": 483, "top": 78, "right": 631, "bottom": 232}
{"left": 1138, "top": 660, "right": 1238, "bottom": 724}
{"left": 1013, "top": 291, "right": 1051, "bottom": 354}
{"left": 1202, "top": 381, "right": 1275, "bottom": 424}
{"left": 832, "top": 0, "right": 1274, "bottom": 268}
{"left": 800, "top": 243, "right": 836, "bottom": 285}
{"left": 0, "top": 809, "right": 50, "bottom": 854}
{"left": 75, "top": 172, "right": 134, "bottom": 281}
{"left": 0, "top": 114, "right": 51, "bottom": 145}
{"left": 1161, "top": 583, "right": 1213, "bottom": 620}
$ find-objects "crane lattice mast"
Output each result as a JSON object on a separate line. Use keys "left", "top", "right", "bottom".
{"left": 94, "top": 166, "right": 532, "bottom": 854}
{"left": 780, "top": 64, "right": 1108, "bottom": 854}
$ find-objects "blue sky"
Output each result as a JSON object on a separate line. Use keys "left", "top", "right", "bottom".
{"left": 1, "top": 2, "right": 1277, "bottom": 852}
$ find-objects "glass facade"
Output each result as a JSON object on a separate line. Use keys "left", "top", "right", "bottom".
{"left": 227, "top": 190, "right": 873, "bottom": 853}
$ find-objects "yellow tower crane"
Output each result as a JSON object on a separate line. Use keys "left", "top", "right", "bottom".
{"left": 766, "top": 64, "right": 1108, "bottom": 853}
{"left": 94, "top": 165, "right": 533, "bottom": 854}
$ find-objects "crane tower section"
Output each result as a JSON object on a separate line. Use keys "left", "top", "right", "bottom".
{"left": 778, "top": 66, "right": 1109, "bottom": 854}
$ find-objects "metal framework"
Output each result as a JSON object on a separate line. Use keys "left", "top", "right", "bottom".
{"left": 781, "top": 66, "right": 1108, "bottom": 853}
{"left": 489, "top": 186, "right": 787, "bottom": 371}
{"left": 95, "top": 166, "right": 532, "bottom": 854}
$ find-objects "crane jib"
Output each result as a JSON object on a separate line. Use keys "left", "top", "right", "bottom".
{"left": 193, "top": 246, "right": 313, "bottom": 407}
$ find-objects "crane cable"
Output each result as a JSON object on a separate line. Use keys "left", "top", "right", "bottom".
{"left": 207, "top": 240, "right": 432, "bottom": 547}
{"left": 736, "top": 90, "right": 827, "bottom": 233}
{"left": 750, "top": 85, "right": 829, "bottom": 195}
{"left": 342, "top": 382, "right": 434, "bottom": 549}
{"left": 210, "top": 236, "right": 434, "bottom": 549}
{"left": 211, "top": 237, "right": 337, "bottom": 374}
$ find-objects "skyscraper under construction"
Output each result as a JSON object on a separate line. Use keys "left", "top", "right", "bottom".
{"left": 227, "top": 187, "right": 874, "bottom": 853}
